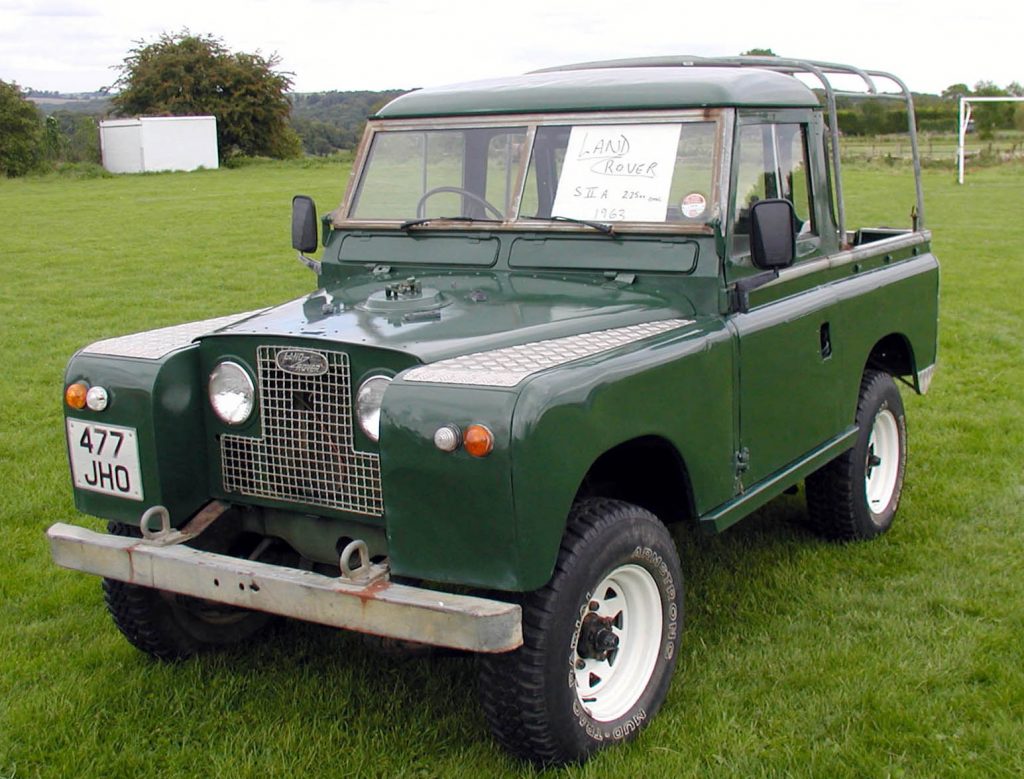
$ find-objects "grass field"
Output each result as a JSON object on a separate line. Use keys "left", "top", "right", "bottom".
{"left": 840, "top": 130, "right": 1024, "bottom": 165}
{"left": 1, "top": 159, "right": 1022, "bottom": 778}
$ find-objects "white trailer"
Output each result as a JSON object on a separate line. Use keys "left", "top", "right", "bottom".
{"left": 99, "top": 116, "right": 219, "bottom": 174}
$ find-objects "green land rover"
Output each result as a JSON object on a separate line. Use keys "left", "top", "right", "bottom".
{"left": 49, "top": 56, "right": 939, "bottom": 765}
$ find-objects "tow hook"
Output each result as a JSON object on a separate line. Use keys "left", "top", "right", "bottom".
{"left": 339, "top": 539, "right": 389, "bottom": 585}
{"left": 138, "top": 500, "right": 230, "bottom": 547}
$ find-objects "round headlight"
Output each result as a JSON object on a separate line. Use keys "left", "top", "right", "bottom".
{"left": 209, "top": 361, "right": 255, "bottom": 425}
{"left": 356, "top": 375, "right": 391, "bottom": 442}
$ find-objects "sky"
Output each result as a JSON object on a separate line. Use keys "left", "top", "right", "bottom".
{"left": 1, "top": 0, "right": 1020, "bottom": 96}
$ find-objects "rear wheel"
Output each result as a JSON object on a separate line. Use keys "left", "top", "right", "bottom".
{"left": 102, "top": 522, "right": 273, "bottom": 660}
{"left": 806, "top": 370, "right": 907, "bottom": 540}
{"left": 478, "top": 499, "right": 682, "bottom": 766}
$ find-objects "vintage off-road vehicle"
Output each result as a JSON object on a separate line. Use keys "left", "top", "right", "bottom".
{"left": 49, "top": 56, "right": 939, "bottom": 765}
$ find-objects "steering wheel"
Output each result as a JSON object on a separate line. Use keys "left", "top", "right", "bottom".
{"left": 416, "top": 186, "right": 503, "bottom": 219}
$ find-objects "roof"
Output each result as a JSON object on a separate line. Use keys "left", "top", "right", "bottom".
{"left": 376, "top": 66, "right": 820, "bottom": 119}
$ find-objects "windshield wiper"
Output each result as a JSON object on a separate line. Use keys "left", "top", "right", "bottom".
{"left": 399, "top": 216, "right": 501, "bottom": 230}
{"left": 533, "top": 215, "right": 616, "bottom": 236}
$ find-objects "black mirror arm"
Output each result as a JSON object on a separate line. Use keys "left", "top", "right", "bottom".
{"left": 730, "top": 269, "right": 779, "bottom": 315}
{"left": 296, "top": 252, "right": 322, "bottom": 275}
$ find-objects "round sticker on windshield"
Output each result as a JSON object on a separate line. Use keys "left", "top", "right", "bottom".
{"left": 681, "top": 192, "right": 707, "bottom": 218}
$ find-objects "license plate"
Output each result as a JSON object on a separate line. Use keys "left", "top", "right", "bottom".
{"left": 67, "top": 419, "right": 144, "bottom": 501}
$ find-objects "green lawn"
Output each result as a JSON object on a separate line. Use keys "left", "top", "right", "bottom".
{"left": 1, "top": 160, "right": 1022, "bottom": 778}
{"left": 840, "top": 130, "right": 1024, "bottom": 163}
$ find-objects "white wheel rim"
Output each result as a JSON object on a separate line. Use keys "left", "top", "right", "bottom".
{"left": 865, "top": 408, "right": 900, "bottom": 515}
{"left": 573, "top": 564, "right": 663, "bottom": 722}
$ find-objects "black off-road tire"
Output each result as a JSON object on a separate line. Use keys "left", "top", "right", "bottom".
{"left": 478, "top": 498, "right": 683, "bottom": 767}
{"left": 102, "top": 522, "right": 272, "bottom": 661}
{"left": 806, "top": 370, "right": 907, "bottom": 540}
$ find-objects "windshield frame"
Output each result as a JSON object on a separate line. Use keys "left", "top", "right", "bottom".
{"left": 334, "top": 109, "right": 730, "bottom": 235}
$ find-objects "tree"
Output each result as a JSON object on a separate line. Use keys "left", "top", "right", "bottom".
{"left": 43, "top": 111, "right": 102, "bottom": 164}
{"left": 941, "top": 83, "right": 970, "bottom": 101}
{"left": 741, "top": 48, "right": 777, "bottom": 57}
{"left": 971, "top": 80, "right": 1013, "bottom": 139}
{"left": 0, "top": 79, "right": 43, "bottom": 177}
{"left": 111, "top": 31, "right": 301, "bottom": 160}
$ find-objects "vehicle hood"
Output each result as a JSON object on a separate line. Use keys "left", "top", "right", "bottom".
{"left": 208, "top": 271, "right": 697, "bottom": 364}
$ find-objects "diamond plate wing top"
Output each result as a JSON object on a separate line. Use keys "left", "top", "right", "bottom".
{"left": 403, "top": 319, "right": 693, "bottom": 387}
{"left": 81, "top": 310, "right": 266, "bottom": 359}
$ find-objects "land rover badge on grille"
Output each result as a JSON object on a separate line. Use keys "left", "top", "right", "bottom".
{"left": 276, "top": 349, "right": 328, "bottom": 376}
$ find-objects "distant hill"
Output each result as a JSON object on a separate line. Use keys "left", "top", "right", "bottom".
{"left": 23, "top": 88, "right": 408, "bottom": 156}
{"left": 28, "top": 93, "right": 112, "bottom": 115}
{"left": 289, "top": 89, "right": 409, "bottom": 154}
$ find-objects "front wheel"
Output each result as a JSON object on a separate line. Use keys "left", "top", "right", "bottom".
{"left": 806, "top": 370, "right": 908, "bottom": 540}
{"left": 478, "top": 499, "right": 683, "bottom": 766}
{"left": 102, "top": 522, "right": 274, "bottom": 661}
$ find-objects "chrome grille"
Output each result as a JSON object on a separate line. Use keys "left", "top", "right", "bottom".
{"left": 221, "top": 346, "right": 382, "bottom": 516}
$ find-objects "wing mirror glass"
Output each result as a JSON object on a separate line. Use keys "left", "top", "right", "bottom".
{"left": 750, "top": 199, "right": 796, "bottom": 270}
{"left": 291, "top": 195, "right": 318, "bottom": 253}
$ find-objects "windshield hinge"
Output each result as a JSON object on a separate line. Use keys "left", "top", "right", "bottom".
{"left": 603, "top": 271, "right": 636, "bottom": 286}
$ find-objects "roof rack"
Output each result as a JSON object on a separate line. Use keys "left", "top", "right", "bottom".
{"left": 536, "top": 56, "right": 926, "bottom": 235}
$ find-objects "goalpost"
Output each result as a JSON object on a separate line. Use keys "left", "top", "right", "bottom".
{"left": 958, "top": 96, "right": 1024, "bottom": 184}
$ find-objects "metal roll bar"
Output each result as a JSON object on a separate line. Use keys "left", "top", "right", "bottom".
{"left": 536, "top": 56, "right": 926, "bottom": 235}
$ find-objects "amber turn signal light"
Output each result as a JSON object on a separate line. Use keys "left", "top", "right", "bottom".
{"left": 65, "top": 383, "right": 88, "bottom": 409}
{"left": 463, "top": 424, "right": 494, "bottom": 458}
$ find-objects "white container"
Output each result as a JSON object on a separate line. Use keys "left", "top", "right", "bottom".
{"left": 99, "top": 116, "right": 219, "bottom": 173}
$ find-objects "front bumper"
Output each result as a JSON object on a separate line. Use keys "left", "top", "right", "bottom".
{"left": 47, "top": 522, "right": 522, "bottom": 653}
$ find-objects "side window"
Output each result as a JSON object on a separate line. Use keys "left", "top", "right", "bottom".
{"left": 778, "top": 125, "right": 813, "bottom": 232}
{"left": 731, "top": 123, "right": 816, "bottom": 261}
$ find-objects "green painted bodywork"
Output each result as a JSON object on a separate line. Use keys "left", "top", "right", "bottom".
{"left": 63, "top": 78, "right": 939, "bottom": 596}
{"left": 377, "top": 68, "right": 819, "bottom": 118}
{"left": 64, "top": 347, "right": 211, "bottom": 525}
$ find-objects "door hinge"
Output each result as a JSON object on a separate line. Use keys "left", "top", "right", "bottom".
{"left": 734, "top": 447, "right": 750, "bottom": 494}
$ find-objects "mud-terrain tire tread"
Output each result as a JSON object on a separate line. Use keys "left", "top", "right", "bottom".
{"left": 102, "top": 522, "right": 199, "bottom": 661}
{"left": 806, "top": 370, "right": 906, "bottom": 541}
{"left": 478, "top": 498, "right": 681, "bottom": 766}
{"left": 102, "top": 522, "right": 273, "bottom": 660}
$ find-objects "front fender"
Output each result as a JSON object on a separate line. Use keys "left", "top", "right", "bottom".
{"left": 379, "top": 382, "right": 521, "bottom": 589}
{"left": 509, "top": 322, "right": 735, "bottom": 590}
{"left": 64, "top": 346, "right": 209, "bottom": 526}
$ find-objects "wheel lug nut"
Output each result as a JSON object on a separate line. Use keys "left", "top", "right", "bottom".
{"left": 589, "top": 601, "right": 599, "bottom": 611}
{"left": 575, "top": 658, "right": 585, "bottom": 670}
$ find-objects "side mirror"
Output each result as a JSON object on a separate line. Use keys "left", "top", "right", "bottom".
{"left": 749, "top": 199, "right": 796, "bottom": 270}
{"left": 291, "top": 195, "right": 318, "bottom": 253}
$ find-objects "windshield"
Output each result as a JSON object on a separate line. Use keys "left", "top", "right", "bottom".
{"left": 345, "top": 115, "right": 722, "bottom": 228}
{"left": 351, "top": 127, "right": 529, "bottom": 220}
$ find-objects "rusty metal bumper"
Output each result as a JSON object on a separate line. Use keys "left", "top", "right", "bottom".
{"left": 47, "top": 522, "right": 522, "bottom": 653}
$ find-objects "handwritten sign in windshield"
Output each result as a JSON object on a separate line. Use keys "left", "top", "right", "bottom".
{"left": 552, "top": 124, "right": 682, "bottom": 222}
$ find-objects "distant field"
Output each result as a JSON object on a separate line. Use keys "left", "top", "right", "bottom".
{"left": 1, "top": 160, "right": 1022, "bottom": 778}
{"left": 841, "top": 130, "right": 1024, "bottom": 164}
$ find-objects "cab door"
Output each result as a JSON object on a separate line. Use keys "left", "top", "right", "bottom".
{"left": 726, "top": 111, "right": 844, "bottom": 487}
